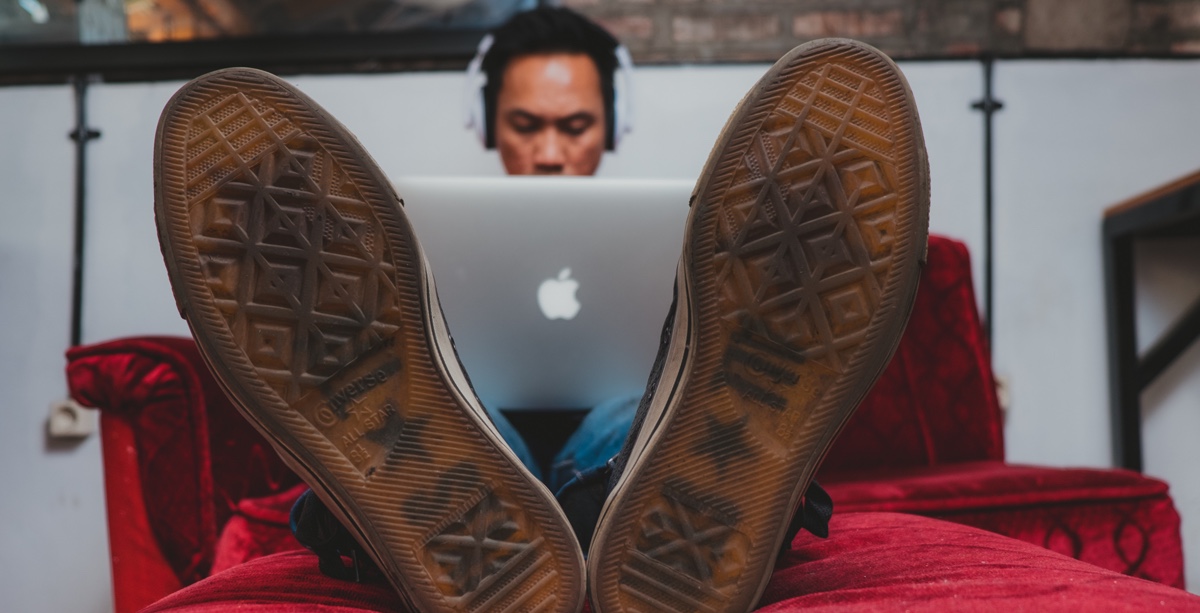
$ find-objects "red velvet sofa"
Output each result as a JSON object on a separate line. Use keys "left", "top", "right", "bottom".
{"left": 66, "top": 235, "right": 1191, "bottom": 612}
{"left": 816, "top": 236, "right": 1184, "bottom": 587}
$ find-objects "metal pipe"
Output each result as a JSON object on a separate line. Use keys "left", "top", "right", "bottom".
{"left": 68, "top": 74, "right": 101, "bottom": 347}
{"left": 972, "top": 57, "right": 1003, "bottom": 348}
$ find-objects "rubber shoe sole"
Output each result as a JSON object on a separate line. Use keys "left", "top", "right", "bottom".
{"left": 587, "top": 39, "right": 929, "bottom": 613}
{"left": 154, "top": 68, "right": 585, "bottom": 613}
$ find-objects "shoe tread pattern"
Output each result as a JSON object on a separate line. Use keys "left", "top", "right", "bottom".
{"left": 181, "top": 86, "right": 404, "bottom": 404}
{"left": 156, "top": 69, "right": 582, "bottom": 613}
{"left": 591, "top": 40, "right": 927, "bottom": 613}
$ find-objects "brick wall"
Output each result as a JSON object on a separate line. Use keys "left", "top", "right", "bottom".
{"left": 563, "top": 0, "right": 1200, "bottom": 62}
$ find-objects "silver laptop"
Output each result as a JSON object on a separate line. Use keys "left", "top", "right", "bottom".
{"left": 394, "top": 176, "right": 693, "bottom": 410}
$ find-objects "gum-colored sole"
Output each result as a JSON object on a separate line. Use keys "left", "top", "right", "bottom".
{"left": 588, "top": 39, "right": 929, "bottom": 613}
{"left": 154, "top": 68, "right": 585, "bottom": 613}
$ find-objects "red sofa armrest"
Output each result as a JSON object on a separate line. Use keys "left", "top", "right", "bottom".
{"left": 92, "top": 409, "right": 187, "bottom": 612}
{"left": 66, "top": 336, "right": 300, "bottom": 612}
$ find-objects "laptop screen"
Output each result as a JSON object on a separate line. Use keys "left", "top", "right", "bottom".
{"left": 396, "top": 176, "right": 693, "bottom": 410}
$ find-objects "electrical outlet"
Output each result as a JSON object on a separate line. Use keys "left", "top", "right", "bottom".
{"left": 994, "top": 374, "right": 1011, "bottom": 422}
{"left": 46, "top": 399, "right": 94, "bottom": 439}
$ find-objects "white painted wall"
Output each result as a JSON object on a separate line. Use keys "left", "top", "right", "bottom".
{"left": 83, "top": 80, "right": 190, "bottom": 343}
{"left": 8, "top": 57, "right": 1200, "bottom": 610}
{"left": 993, "top": 60, "right": 1200, "bottom": 590}
{"left": 0, "top": 85, "right": 112, "bottom": 613}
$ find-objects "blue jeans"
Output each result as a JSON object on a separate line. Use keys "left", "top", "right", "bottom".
{"left": 486, "top": 395, "right": 639, "bottom": 494}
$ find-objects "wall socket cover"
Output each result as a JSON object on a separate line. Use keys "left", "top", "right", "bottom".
{"left": 47, "top": 399, "right": 95, "bottom": 439}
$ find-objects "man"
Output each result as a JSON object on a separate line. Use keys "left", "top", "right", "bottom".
{"left": 462, "top": 7, "right": 643, "bottom": 495}
{"left": 466, "top": 6, "right": 630, "bottom": 176}
{"left": 152, "top": 21, "right": 929, "bottom": 613}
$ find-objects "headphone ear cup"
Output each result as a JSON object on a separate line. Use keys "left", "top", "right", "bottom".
{"left": 611, "top": 44, "right": 634, "bottom": 151}
{"left": 611, "top": 76, "right": 623, "bottom": 151}
{"left": 471, "top": 86, "right": 487, "bottom": 147}
{"left": 464, "top": 34, "right": 494, "bottom": 148}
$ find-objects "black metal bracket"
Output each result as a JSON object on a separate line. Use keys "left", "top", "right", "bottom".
{"left": 1137, "top": 298, "right": 1200, "bottom": 389}
{"left": 68, "top": 74, "right": 101, "bottom": 348}
{"left": 1103, "top": 172, "right": 1200, "bottom": 471}
{"left": 970, "top": 57, "right": 1004, "bottom": 347}
{"left": 69, "top": 127, "right": 101, "bottom": 142}
{"left": 970, "top": 97, "right": 1005, "bottom": 114}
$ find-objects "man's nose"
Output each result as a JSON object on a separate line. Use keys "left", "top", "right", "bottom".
{"left": 533, "top": 129, "right": 566, "bottom": 170}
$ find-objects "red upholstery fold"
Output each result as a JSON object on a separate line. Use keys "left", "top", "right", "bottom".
{"left": 826, "top": 462, "right": 1169, "bottom": 513}
{"left": 212, "top": 483, "right": 308, "bottom": 575}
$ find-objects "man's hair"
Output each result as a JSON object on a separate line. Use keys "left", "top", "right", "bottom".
{"left": 481, "top": 7, "right": 620, "bottom": 150}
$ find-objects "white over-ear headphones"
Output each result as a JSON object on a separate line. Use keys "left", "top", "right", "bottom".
{"left": 463, "top": 33, "right": 635, "bottom": 150}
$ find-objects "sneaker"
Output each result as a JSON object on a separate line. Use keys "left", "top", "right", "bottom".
{"left": 154, "top": 68, "right": 586, "bottom": 613}
{"left": 587, "top": 38, "right": 929, "bottom": 613}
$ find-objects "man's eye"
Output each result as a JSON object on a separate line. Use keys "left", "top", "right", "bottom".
{"left": 508, "top": 114, "right": 542, "bottom": 134}
{"left": 559, "top": 115, "right": 595, "bottom": 136}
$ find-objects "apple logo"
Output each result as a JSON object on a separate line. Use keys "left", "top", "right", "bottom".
{"left": 537, "top": 267, "right": 581, "bottom": 320}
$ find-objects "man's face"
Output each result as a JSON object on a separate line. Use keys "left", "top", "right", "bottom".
{"left": 494, "top": 52, "right": 607, "bottom": 176}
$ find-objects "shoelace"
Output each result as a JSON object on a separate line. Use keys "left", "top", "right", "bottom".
{"left": 289, "top": 489, "right": 381, "bottom": 582}
{"left": 780, "top": 480, "right": 833, "bottom": 553}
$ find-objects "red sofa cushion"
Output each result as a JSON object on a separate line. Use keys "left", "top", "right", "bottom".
{"left": 761, "top": 512, "right": 1196, "bottom": 611}
{"left": 142, "top": 512, "right": 1200, "bottom": 612}
{"left": 824, "top": 461, "right": 1184, "bottom": 588}
{"left": 213, "top": 463, "right": 1185, "bottom": 593}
